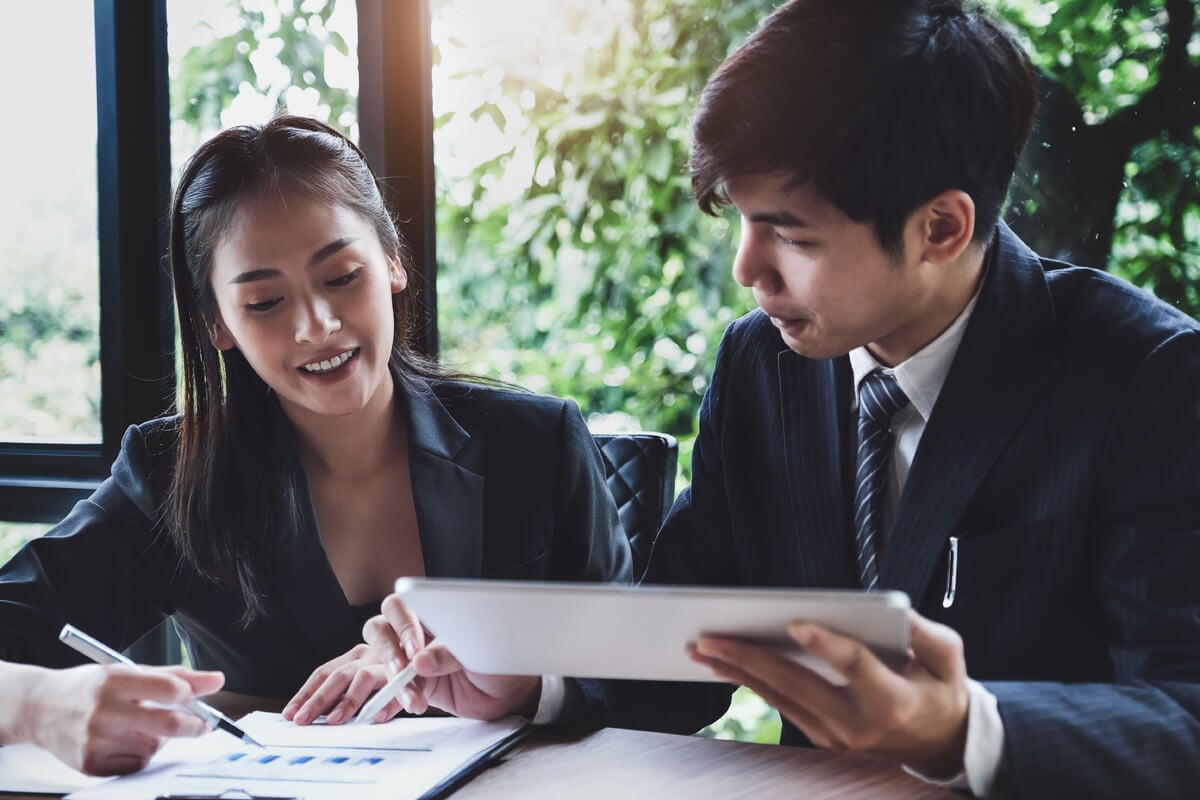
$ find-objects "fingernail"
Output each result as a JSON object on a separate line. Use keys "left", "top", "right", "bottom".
{"left": 295, "top": 710, "right": 309, "bottom": 725}
{"left": 389, "top": 657, "right": 403, "bottom": 676}
{"left": 791, "top": 624, "right": 815, "bottom": 645}
{"left": 404, "top": 640, "right": 416, "bottom": 660}
{"left": 328, "top": 709, "right": 343, "bottom": 724}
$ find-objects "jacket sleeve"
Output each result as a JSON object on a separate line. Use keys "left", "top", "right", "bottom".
{"left": 989, "top": 329, "right": 1200, "bottom": 797}
{"left": 0, "top": 424, "right": 177, "bottom": 666}
{"left": 546, "top": 398, "right": 632, "bottom": 585}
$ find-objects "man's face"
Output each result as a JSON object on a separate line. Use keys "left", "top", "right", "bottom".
{"left": 727, "top": 173, "right": 943, "bottom": 365}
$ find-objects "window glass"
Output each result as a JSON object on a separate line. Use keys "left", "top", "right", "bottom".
{"left": 167, "top": 0, "right": 359, "bottom": 174}
{"left": 0, "top": 2, "right": 100, "bottom": 442}
{"left": 0, "top": 522, "right": 46, "bottom": 565}
{"left": 431, "top": 0, "right": 756, "bottom": 446}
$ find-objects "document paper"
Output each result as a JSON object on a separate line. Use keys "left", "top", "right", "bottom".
{"left": 65, "top": 711, "right": 527, "bottom": 800}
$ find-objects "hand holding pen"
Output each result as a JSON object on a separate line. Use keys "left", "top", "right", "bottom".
{"left": 7, "top": 627, "right": 228, "bottom": 776}
{"left": 57, "top": 625, "right": 263, "bottom": 751}
{"left": 285, "top": 592, "right": 541, "bottom": 726}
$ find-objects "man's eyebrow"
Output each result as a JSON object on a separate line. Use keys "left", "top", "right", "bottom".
{"left": 228, "top": 238, "right": 359, "bottom": 284}
{"left": 748, "top": 210, "right": 810, "bottom": 228}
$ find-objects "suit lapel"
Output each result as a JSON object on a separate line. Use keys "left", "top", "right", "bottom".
{"left": 272, "top": 378, "right": 485, "bottom": 659}
{"left": 779, "top": 350, "right": 857, "bottom": 587}
{"left": 403, "top": 380, "right": 486, "bottom": 579}
{"left": 880, "top": 225, "right": 1058, "bottom": 601}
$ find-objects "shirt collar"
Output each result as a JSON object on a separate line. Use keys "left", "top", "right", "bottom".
{"left": 849, "top": 262, "right": 987, "bottom": 422}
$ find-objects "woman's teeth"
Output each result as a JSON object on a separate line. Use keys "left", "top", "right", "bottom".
{"left": 303, "top": 350, "right": 354, "bottom": 374}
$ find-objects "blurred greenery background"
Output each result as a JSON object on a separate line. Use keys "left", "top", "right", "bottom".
{"left": 2, "top": 0, "right": 1197, "bottom": 744}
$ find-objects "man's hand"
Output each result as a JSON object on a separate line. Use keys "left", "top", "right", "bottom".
{"left": 691, "top": 610, "right": 969, "bottom": 777}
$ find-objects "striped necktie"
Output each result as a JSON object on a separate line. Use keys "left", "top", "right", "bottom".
{"left": 854, "top": 369, "right": 909, "bottom": 589}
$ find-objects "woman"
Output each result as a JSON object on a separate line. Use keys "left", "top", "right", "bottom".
{"left": 0, "top": 116, "right": 630, "bottom": 775}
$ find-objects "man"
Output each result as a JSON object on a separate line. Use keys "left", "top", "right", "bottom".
{"left": 576, "top": 0, "right": 1200, "bottom": 796}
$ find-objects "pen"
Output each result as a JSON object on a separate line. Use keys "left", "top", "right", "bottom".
{"left": 58, "top": 624, "right": 265, "bottom": 748}
{"left": 353, "top": 661, "right": 418, "bottom": 725}
{"left": 942, "top": 536, "right": 958, "bottom": 608}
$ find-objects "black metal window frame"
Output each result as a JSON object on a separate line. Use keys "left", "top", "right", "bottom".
{"left": 0, "top": 0, "right": 436, "bottom": 526}
{"left": 0, "top": 0, "right": 175, "bottom": 524}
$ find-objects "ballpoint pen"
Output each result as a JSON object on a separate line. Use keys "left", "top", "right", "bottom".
{"left": 353, "top": 661, "right": 419, "bottom": 725}
{"left": 58, "top": 624, "right": 265, "bottom": 748}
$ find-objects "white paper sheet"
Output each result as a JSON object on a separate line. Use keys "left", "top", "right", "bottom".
{"left": 0, "top": 743, "right": 108, "bottom": 794}
{"left": 64, "top": 711, "right": 526, "bottom": 800}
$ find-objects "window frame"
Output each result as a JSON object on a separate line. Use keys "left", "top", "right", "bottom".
{"left": 357, "top": 0, "right": 438, "bottom": 357}
{"left": 0, "top": 0, "right": 174, "bottom": 524}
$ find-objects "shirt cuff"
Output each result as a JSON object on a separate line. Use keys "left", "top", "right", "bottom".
{"left": 903, "top": 679, "right": 1006, "bottom": 797}
{"left": 531, "top": 675, "right": 567, "bottom": 725}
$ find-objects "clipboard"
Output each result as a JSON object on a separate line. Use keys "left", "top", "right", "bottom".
{"left": 64, "top": 712, "right": 529, "bottom": 800}
{"left": 395, "top": 578, "right": 912, "bottom": 686}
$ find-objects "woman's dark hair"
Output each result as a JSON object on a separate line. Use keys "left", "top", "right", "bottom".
{"left": 691, "top": 0, "right": 1039, "bottom": 256}
{"left": 166, "top": 115, "right": 447, "bottom": 621}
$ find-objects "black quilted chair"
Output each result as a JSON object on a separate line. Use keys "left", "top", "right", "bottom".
{"left": 592, "top": 432, "right": 678, "bottom": 580}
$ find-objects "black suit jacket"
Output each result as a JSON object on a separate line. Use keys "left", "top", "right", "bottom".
{"left": 0, "top": 379, "right": 630, "bottom": 697}
{"left": 582, "top": 225, "right": 1200, "bottom": 797}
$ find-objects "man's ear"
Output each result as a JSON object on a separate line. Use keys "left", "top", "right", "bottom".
{"left": 915, "top": 190, "right": 975, "bottom": 265}
{"left": 388, "top": 256, "right": 409, "bottom": 294}
{"left": 209, "top": 314, "right": 235, "bottom": 351}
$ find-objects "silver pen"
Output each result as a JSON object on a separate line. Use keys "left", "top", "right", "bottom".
{"left": 942, "top": 536, "right": 959, "bottom": 608}
{"left": 58, "top": 624, "right": 265, "bottom": 748}
{"left": 353, "top": 661, "right": 418, "bottom": 725}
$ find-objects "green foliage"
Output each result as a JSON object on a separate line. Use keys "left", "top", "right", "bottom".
{"left": 992, "top": 0, "right": 1199, "bottom": 311}
{"left": 170, "top": 0, "right": 355, "bottom": 145}
{"left": 1112, "top": 137, "right": 1200, "bottom": 309}
{"left": 698, "top": 687, "right": 783, "bottom": 744}
{"left": 0, "top": 220, "right": 100, "bottom": 439}
{"left": 994, "top": 0, "right": 1165, "bottom": 117}
{"left": 434, "top": 0, "right": 768, "bottom": 478}
{"left": 0, "top": 523, "right": 43, "bottom": 566}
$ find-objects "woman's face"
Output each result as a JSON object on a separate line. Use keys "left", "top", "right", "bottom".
{"left": 207, "top": 190, "right": 407, "bottom": 426}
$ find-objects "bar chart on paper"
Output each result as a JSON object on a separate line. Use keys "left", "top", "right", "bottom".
{"left": 176, "top": 719, "right": 466, "bottom": 783}
{"left": 65, "top": 711, "right": 527, "bottom": 800}
{"left": 179, "top": 746, "right": 425, "bottom": 784}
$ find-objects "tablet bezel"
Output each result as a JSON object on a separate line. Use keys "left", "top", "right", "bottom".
{"left": 394, "top": 578, "right": 911, "bottom": 686}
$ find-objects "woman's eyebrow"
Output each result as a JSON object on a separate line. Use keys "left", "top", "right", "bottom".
{"left": 228, "top": 238, "right": 359, "bottom": 284}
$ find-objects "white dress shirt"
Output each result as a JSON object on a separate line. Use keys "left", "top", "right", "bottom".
{"left": 849, "top": 290, "right": 1006, "bottom": 798}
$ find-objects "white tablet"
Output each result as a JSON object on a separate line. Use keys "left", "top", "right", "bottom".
{"left": 394, "top": 578, "right": 911, "bottom": 686}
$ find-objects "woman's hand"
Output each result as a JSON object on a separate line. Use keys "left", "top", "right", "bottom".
{"left": 284, "top": 593, "right": 544, "bottom": 726}
{"left": 360, "top": 593, "right": 543, "bottom": 723}
{"left": 283, "top": 643, "right": 390, "bottom": 726}
{"left": 11, "top": 662, "right": 224, "bottom": 776}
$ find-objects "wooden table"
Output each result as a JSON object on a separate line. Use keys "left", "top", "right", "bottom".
{"left": 1, "top": 693, "right": 958, "bottom": 799}
{"left": 453, "top": 727, "right": 958, "bottom": 799}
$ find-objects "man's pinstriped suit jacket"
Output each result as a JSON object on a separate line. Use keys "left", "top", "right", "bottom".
{"left": 580, "top": 223, "right": 1200, "bottom": 797}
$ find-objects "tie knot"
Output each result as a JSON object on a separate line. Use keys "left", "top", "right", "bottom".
{"left": 858, "top": 370, "right": 908, "bottom": 427}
